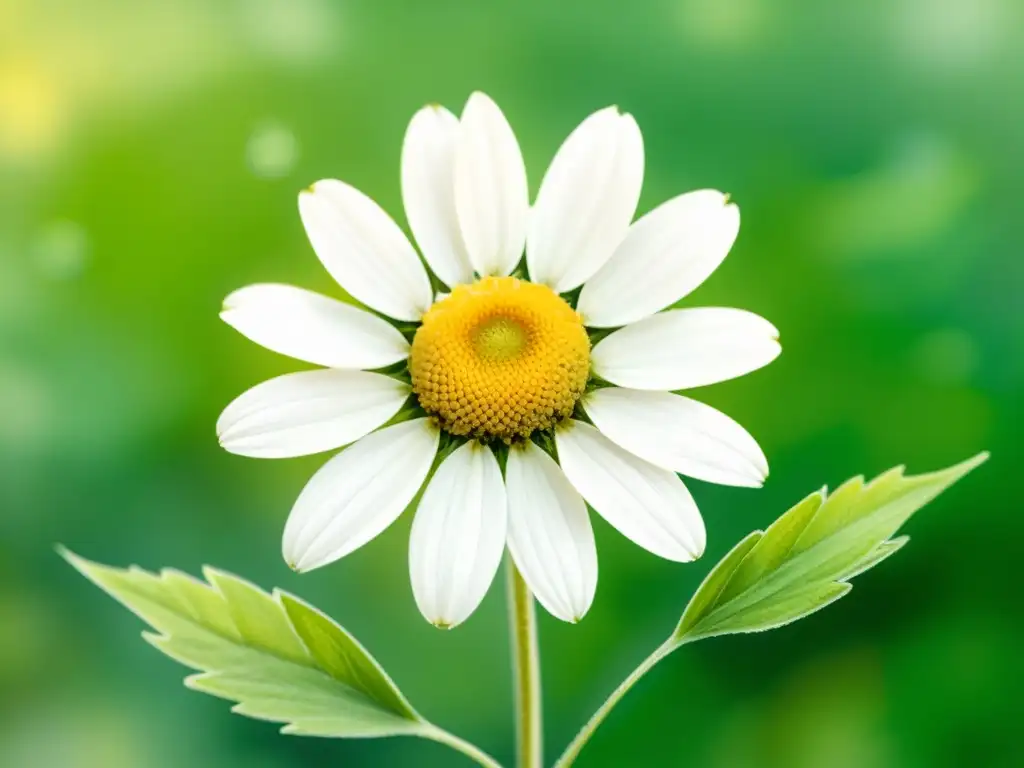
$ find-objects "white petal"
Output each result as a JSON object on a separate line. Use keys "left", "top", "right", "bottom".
{"left": 221, "top": 284, "right": 409, "bottom": 369}
{"left": 217, "top": 370, "right": 410, "bottom": 459}
{"left": 578, "top": 190, "right": 740, "bottom": 327}
{"left": 299, "top": 179, "right": 432, "bottom": 321}
{"left": 409, "top": 441, "right": 507, "bottom": 628}
{"left": 527, "top": 107, "right": 644, "bottom": 293}
{"left": 401, "top": 105, "right": 474, "bottom": 288}
{"left": 506, "top": 441, "right": 597, "bottom": 623}
{"left": 454, "top": 92, "right": 529, "bottom": 277}
{"left": 555, "top": 421, "right": 705, "bottom": 562}
{"left": 592, "top": 308, "right": 780, "bottom": 391}
{"left": 282, "top": 419, "right": 439, "bottom": 573}
{"left": 583, "top": 388, "right": 768, "bottom": 488}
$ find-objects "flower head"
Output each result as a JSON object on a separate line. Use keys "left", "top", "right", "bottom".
{"left": 218, "top": 92, "right": 780, "bottom": 627}
{"left": 410, "top": 276, "right": 591, "bottom": 441}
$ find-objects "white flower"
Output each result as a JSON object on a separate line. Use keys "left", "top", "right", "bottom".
{"left": 218, "top": 92, "right": 780, "bottom": 628}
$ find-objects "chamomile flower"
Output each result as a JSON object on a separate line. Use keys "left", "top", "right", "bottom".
{"left": 217, "top": 92, "right": 780, "bottom": 628}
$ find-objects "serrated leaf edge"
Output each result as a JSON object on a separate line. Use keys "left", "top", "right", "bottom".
{"left": 59, "top": 548, "right": 427, "bottom": 736}
{"left": 673, "top": 453, "right": 987, "bottom": 642}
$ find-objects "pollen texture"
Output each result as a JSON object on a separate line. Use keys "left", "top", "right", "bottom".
{"left": 410, "top": 276, "right": 590, "bottom": 441}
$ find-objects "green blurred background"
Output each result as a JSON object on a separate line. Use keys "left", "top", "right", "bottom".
{"left": 1, "top": 0, "right": 1020, "bottom": 766}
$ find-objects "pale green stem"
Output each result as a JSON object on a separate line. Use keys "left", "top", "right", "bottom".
{"left": 553, "top": 639, "right": 679, "bottom": 768}
{"left": 424, "top": 725, "right": 505, "bottom": 768}
{"left": 507, "top": 556, "right": 543, "bottom": 768}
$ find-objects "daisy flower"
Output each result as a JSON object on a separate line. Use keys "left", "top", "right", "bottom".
{"left": 217, "top": 92, "right": 780, "bottom": 628}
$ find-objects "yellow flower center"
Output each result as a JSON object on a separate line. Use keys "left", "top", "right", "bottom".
{"left": 410, "top": 276, "right": 591, "bottom": 442}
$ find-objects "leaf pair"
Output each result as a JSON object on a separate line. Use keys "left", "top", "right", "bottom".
{"left": 64, "top": 452, "right": 987, "bottom": 768}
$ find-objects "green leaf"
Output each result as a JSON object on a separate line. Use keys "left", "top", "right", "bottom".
{"left": 62, "top": 550, "right": 424, "bottom": 738}
{"left": 674, "top": 452, "right": 988, "bottom": 642}
{"left": 676, "top": 531, "right": 762, "bottom": 637}
{"left": 844, "top": 535, "right": 909, "bottom": 580}
{"left": 698, "top": 581, "right": 852, "bottom": 636}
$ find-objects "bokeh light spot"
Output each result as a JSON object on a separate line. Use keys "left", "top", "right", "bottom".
{"left": 246, "top": 121, "right": 299, "bottom": 179}
{"left": 32, "top": 220, "right": 89, "bottom": 280}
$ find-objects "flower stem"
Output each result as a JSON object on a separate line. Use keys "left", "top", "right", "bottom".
{"left": 424, "top": 726, "right": 505, "bottom": 768}
{"left": 506, "top": 555, "right": 542, "bottom": 768}
{"left": 552, "top": 639, "right": 677, "bottom": 767}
